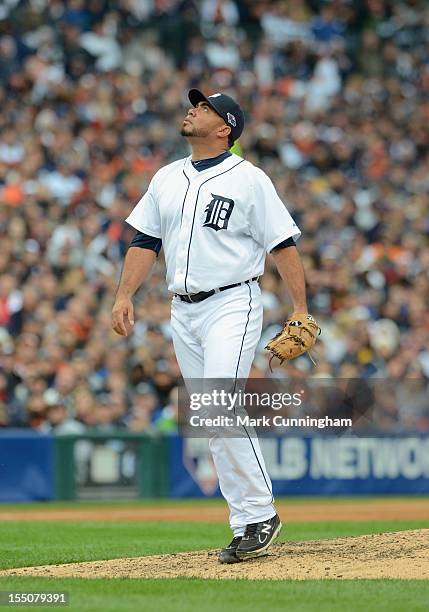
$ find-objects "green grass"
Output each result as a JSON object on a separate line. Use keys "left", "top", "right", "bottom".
{"left": 1, "top": 511, "right": 428, "bottom": 611}
{"left": 0, "top": 578, "right": 428, "bottom": 612}
{"left": 0, "top": 520, "right": 426, "bottom": 571}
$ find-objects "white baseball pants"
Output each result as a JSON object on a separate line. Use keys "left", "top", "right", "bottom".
{"left": 171, "top": 280, "right": 275, "bottom": 536}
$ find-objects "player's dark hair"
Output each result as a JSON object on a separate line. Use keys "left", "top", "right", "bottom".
{"left": 228, "top": 134, "right": 234, "bottom": 149}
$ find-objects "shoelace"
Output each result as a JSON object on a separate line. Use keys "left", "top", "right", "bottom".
{"left": 243, "top": 522, "right": 260, "bottom": 538}
{"left": 228, "top": 536, "right": 242, "bottom": 548}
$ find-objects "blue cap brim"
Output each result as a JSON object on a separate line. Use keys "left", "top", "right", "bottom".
{"left": 188, "top": 89, "right": 223, "bottom": 120}
{"left": 188, "top": 89, "right": 209, "bottom": 108}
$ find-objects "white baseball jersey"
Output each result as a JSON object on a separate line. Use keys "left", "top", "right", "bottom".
{"left": 126, "top": 153, "right": 300, "bottom": 294}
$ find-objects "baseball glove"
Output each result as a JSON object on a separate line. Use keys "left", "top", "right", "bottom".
{"left": 265, "top": 313, "right": 321, "bottom": 368}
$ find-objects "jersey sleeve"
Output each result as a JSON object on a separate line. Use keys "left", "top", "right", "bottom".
{"left": 249, "top": 168, "right": 301, "bottom": 252}
{"left": 125, "top": 178, "right": 162, "bottom": 238}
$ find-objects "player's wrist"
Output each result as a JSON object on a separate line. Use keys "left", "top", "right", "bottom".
{"left": 292, "top": 307, "right": 308, "bottom": 316}
{"left": 114, "top": 293, "right": 133, "bottom": 303}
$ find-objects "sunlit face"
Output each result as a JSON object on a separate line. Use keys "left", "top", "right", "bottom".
{"left": 181, "top": 101, "right": 228, "bottom": 141}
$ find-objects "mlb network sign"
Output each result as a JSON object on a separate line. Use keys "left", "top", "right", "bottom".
{"left": 260, "top": 436, "right": 429, "bottom": 494}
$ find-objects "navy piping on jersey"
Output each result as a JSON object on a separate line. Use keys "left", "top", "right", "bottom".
{"left": 180, "top": 169, "right": 191, "bottom": 226}
{"left": 232, "top": 282, "right": 274, "bottom": 503}
{"left": 182, "top": 159, "right": 245, "bottom": 293}
{"left": 191, "top": 150, "right": 232, "bottom": 172}
{"left": 129, "top": 231, "right": 162, "bottom": 255}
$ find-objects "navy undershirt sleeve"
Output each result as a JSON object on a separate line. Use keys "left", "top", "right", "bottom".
{"left": 129, "top": 231, "right": 162, "bottom": 256}
{"left": 271, "top": 236, "right": 295, "bottom": 252}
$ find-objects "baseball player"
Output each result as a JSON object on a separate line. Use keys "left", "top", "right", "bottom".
{"left": 112, "top": 89, "right": 310, "bottom": 563}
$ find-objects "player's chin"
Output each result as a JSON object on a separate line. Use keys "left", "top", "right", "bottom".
{"left": 180, "top": 126, "right": 193, "bottom": 137}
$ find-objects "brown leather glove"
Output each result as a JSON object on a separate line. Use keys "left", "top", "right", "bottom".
{"left": 265, "top": 313, "right": 321, "bottom": 368}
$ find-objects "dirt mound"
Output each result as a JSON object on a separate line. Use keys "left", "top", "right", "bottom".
{"left": 1, "top": 499, "right": 428, "bottom": 523}
{"left": 2, "top": 530, "right": 428, "bottom": 580}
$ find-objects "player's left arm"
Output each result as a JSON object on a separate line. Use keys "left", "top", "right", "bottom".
{"left": 249, "top": 168, "right": 307, "bottom": 314}
{"left": 270, "top": 242, "right": 308, "bottom": 315}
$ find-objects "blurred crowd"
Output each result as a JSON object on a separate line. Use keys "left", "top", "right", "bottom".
{"left": 0, "top": 0, "right": 428, "bottom": 434}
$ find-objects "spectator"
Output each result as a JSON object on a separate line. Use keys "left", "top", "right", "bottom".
{"left": 0, "top": 0, "right": 427, "bottom": 433}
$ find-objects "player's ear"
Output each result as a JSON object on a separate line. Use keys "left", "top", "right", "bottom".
{"left": 217, "top": 124, "right": 231, "bottom": 141}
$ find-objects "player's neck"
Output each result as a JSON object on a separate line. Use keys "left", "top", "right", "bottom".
{"left": 190, "top": 143, "right": 229, "bottom": 161}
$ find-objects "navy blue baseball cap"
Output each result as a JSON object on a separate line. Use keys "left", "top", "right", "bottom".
{"left": 188, "top": 89, "right": 245, "bottom": 142}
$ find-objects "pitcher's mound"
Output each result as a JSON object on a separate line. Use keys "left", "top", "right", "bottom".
{"left": 2, "top": 529, "right": 428, "bottom": 580}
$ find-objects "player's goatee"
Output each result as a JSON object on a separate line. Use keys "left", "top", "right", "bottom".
{"left": 180, "top": 125, "right": 200, "bottom": 137}
{"left": 180, "top": 126, "right": 191, "bottom": 136}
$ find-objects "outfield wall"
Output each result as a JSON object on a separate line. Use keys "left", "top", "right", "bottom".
{"left": 171, "top": 435, "right": 429, "bottom": 497}
{"left": 0, "top": 430, "right": 54, "bottom": 502}
{"left": 1, "top": 431, "right": 428, "bottom": 502}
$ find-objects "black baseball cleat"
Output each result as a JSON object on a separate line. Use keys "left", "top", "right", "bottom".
{"left": 218, "top": 536, "right": 243, "bottom": 564}
{"left": 235, "top": 514, "right": 282, "bottom": 560}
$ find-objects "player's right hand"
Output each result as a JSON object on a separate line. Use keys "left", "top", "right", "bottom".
{"left": 111, "top": 298, "right": 134, "bottom": 336}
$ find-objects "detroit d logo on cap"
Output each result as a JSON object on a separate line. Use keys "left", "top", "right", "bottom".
{"left": 203, "top": 194, "right": 235, "bottom": 231}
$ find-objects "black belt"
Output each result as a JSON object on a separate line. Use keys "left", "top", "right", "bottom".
{"left": 176, "top": 277, "right": 258, "bottom": 304}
